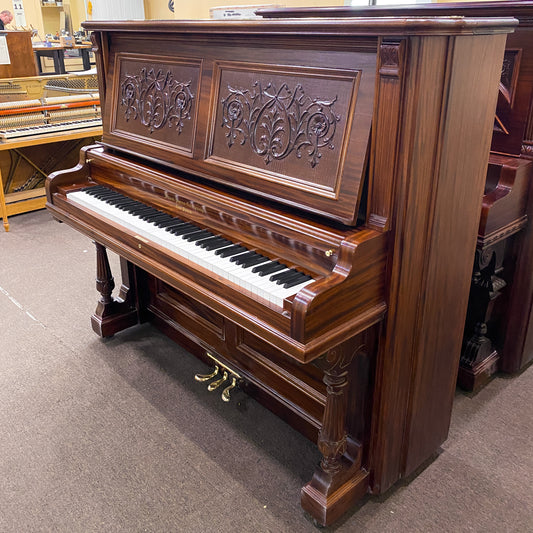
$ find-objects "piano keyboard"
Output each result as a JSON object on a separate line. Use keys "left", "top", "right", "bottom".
{"left": 0, "top": 118, "right": 102, "bottom": 141}
{"left": 68, "top": 186, "right": 315, "bottom": 307}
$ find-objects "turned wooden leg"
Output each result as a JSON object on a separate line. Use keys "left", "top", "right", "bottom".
{"left": 301, "top": 343, "right": 369, "bottom": 527}
{"left": 0, "top": 167, "right": 10, "bottom": 232}
{"left": 91, "top": 242, "right": 140, "bottom": 337}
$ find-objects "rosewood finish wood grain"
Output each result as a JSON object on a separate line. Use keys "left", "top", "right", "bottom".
{"left": 47, "top": 18, "right": 514, "bottom": 526}
{"left": 261, "top": 2, "right": 533, "bottom": 386}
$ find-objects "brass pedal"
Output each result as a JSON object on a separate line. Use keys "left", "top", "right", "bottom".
{"left": 194, "top": 366, "right": 219, "bottom": 382}
{"left": 208, "top": 371, "right": 228, "bottom": 391}
{"left": 195, "top": 352, "right": 241, "bottom": 402}
{"left": 222, "top": 377, "right": 238, "bottom": 402}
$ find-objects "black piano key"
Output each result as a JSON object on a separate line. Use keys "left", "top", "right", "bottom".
{"left": 93, "top": 190, "right": 122, "bottom": 199}
{"left": 83, "top": 185, "right": 106, "bottom": 194}
{"left": 196, "top": 236, "right": 228, "bottom": 250}
{"left": 282, "top": 273, "right": 313, "bottom": 289}
{"left": 106, "top": 197, "right": 130, "bottom": 206}
{"left": 252, "top": 261, "right": 287, "bottom": 276}
{"left": 127, "top": 205, "right": 157, "bottom": 215}
{"left": 275, "top": 271, "right": 308, "bottom": 286}
{"left": 230, "top": 251, "right": 258, "bottom": 264}
{"left": 158, "top": 220, "right": 188, "bottom": 229}
{"left": 94, "top": 192, "right": 122, "bottom": 201}
{"left": 169, "top": 224, "right": 200, "bottom": 236}
{"left": 238, "top": 255, "right": 270, "bottom": 268}
{"left": 215, "top": 245, "right": 247, "bottom": 258}
{"left": 143, "top": 213, "right": 171, "bottom": 223}
{"left": 139, "top": 210, "right": 164, "bottom": 221}
{"left": 183, "top": 230, "right": 213, "bottom": 242}
{"left": 270, "top": 269, "right": 299, "bottom": 283}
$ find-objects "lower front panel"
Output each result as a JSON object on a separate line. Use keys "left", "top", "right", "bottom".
{"left": 143, "top": 273, "right": 377, "bottom": 446}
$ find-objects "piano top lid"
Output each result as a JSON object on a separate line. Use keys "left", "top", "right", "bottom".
{"left": 256, "top": 1, "right": 533, "bottom": 22}
{"left": 82, "top": 17, "right": 518, "bottom": 35}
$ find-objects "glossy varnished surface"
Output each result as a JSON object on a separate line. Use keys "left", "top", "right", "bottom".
{"left": 47, "top": 18, "right": 512, "bottom": 526}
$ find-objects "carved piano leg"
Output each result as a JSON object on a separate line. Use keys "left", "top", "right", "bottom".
{"left": 301, "top": 344, "right": 369, "bottom": 527}
{"left": 458, "top": 247, "right": 503, "bottom": 392}
{"left": 91, "top": 242, "right": 140, "bottom": 337}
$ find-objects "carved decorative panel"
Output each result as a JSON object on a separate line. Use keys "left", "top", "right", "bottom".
{"left": 493, "top": 49, "right": 522, "bottom": 136}
{"left": 110, "top": 54, "right": 201, "bottom": 156}
{"left": 207, "top": 62, "right": 360, "bottom": 197}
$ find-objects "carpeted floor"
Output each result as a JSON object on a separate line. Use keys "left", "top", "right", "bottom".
{"left": 1, "top": 209, "right": 532, "bottom": 533}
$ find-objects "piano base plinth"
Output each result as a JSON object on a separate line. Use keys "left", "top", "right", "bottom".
{"left": 457, "top": 350, "right": 500, "bottom": 393}
{"left": 301, "top": 465, "right": 369, "bottom": 527}
{"left": 91, "top": 300, "right": 139, "bottom": 338}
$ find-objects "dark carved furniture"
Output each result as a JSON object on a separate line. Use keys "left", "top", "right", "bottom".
{"left": 46, "top": 18, "right": 512, "bottom": 525}
{"left": 258, "top": 1, "right": 533, "bottom": 392}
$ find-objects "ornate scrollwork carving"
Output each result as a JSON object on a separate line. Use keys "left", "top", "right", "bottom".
{"left": 220, "top": 81, "right": 340, "bottom": 168}
{"left": 120, "top": 68, "right": 194, "bottom": 134}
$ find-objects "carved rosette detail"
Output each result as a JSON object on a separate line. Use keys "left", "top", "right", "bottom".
{"left": 380, "top": 44, "right": 399, "bottom": 68}
{"left": 220, "top": 82, "right": 340, "bottom": 168}
{"left": 120, "top": 68, "right": 194, "bottom": 134}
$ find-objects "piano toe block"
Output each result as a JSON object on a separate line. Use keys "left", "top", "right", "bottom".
{"left": 301, "top": 468, "right": 369, "bottom": 527}
{"left": 91, "top": 299, "right": 139, "bottom": 338}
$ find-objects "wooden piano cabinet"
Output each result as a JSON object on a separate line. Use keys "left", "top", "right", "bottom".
{"left": 459, "top": 156, "right": 533, "bottom": 391}
{"left": 257, "top": 1, "right": 533, "bottom": 389}
{"left": 46, "top": 18, "right": 514, "bottom": 526}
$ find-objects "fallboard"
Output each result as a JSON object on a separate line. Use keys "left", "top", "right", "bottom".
{"left": 92, "top": 24, "right": 377, "bottom": 224}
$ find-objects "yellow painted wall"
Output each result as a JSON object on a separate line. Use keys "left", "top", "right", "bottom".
{"left": 159, "top": 0, "right": 342, "bottom": 21}
{"left": 144, "top": 0, "right": 173, "bottom": 20}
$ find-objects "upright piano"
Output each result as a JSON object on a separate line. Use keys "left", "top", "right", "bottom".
{"left": 257, "top": 3, "right": 533, "bottom": 390}
{"left": 46, "top": 18, "right": 513, "bottom": 525}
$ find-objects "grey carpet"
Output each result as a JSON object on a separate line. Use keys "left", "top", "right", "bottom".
{"left": 0, "top": 210, "right": 532, "bottom": 533}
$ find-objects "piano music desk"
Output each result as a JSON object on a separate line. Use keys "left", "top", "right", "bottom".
{"left": 0, "top": 126, "right": 102, "bottom": 231}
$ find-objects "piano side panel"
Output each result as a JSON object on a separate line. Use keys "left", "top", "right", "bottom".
{"left": 403, "top": 34, "right": 508, "bottom": 476}
{"left": 369, "top": 32, "right": 507, "bottom": 493}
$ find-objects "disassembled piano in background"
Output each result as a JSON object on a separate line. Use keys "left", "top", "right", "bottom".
{"left": 257, "top": 0, "right": 533, "bottom": 392}
{"left": 0, "top": 72, "right": 102, "bottom": 231}
{"left": 46, "top": 18, "right": 513, "bottom": 525}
